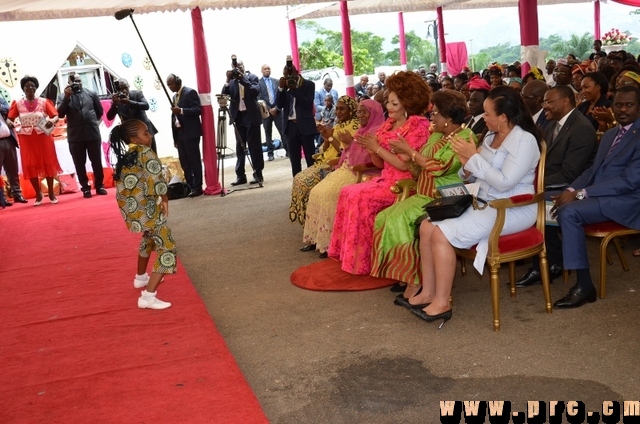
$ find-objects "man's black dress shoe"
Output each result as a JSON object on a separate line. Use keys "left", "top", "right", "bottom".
{"left": 13, "top": 194, "right": 28, "bottom": 203}
{"left": 96, "top": 187, "right": 108, "bottom": 195}
{"left": 83, "top": 190, "right": 92, "bottom": 198}
{"left": 189, "top": 189, "right": 203, "bottom": 197}
{"left": 515, "top": 264, "right": 563, "bottom": 287}
{"left": 553, "top": 285, "right": 597, "bottom": 309}
{"left": 268, "top": 155, "right": 274, "bottom": 162}
{"left": 319, "top": 252, "right": 328, "bottom": 258}
{"left": 231, "top": 177, "right": 247, "bottom": 186}
{"left": 250, "top": 174, "right": 264, "bottom": 185}
{"left": 300, "top": 244, "right": 316, "bottom": 252}
{"left": 389, "top": 282, "right": 407, "bottom": 292}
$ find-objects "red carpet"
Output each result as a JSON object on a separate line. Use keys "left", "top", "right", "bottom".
{"left": 291, "top": 258, "right": 395, "bottom": 291}
{"left": 0, "top": 191, "right": 268, "bottom": 423}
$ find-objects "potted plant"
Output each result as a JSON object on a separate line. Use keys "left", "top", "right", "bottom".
{"left": 601, "top": 28, "right": 632, "bottom": 53}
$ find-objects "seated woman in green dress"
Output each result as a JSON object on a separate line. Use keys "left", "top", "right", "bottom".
{"left": 370, "top": 90, "right": 477, "bottom": 303}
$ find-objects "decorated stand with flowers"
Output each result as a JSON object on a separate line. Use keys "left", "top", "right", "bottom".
{"left": 601, "top": 28, "right": 632, "bottom": 53}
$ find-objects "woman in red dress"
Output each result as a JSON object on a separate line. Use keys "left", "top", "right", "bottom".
{"left": 7, "top": 75, "right": 62, "bottom": 205}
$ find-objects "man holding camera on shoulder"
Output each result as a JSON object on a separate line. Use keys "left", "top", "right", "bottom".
{"left": 276, "top": 58, "right": 316, "bottom": 177}
{"left": 57, "top": 73, "right": 106, "bottom": 198}
{"left": 107, "top": 79, "right": 158, "bottom": 153}
{"left": 221, "top": 57, "right": 264, "bottom": 185}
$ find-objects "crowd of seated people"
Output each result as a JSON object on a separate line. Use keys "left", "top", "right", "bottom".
{"left": 288, "top": 44, "right": 640, "bottom": 326}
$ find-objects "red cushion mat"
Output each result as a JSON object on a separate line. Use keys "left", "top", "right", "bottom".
{"left": 291, "top": 259, "right": 395, "bottom": 291}
{"left": 0, "top": 191, "right": 267, "bottom": 423}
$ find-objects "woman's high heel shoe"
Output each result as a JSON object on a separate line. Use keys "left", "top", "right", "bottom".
{"left": 411, "top": 308, "right": 452, "bottom": 329}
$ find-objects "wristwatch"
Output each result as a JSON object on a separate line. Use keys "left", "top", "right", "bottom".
{"left": 575, "top": 190, "right": 585, "bottom": 200}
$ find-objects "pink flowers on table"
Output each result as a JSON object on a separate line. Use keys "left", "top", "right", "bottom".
{"left": 602, "top": 28, "right": 632, "bottom": 46}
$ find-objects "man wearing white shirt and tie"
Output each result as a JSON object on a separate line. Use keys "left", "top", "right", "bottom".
{"left": 258, "top": 64, "right": 285, "bottom": 161}
{"left": 222, "top": 58, "right": 264, "bottom": 185}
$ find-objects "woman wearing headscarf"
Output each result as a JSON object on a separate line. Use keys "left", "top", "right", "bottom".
{"left": 370, "top": 91, "right": 476, "bottom": 298}
{"left": 301, "top": 100, "right": 386, "bottom": 256}
{"left": 328, "top": 71, "right": 431, "bottom": 275}
{"left": 487, "top": 65, "right": 504, "bottom": 89}
{"left": 290, "top": 95, "right": 359, "bottom": 227}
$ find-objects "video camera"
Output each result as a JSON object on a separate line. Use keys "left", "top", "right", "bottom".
{"left": 229, "top": 55, "right": 243, "bottom": 80}
{"left": 71, "top": 82, "right": 81, "bottom": 93}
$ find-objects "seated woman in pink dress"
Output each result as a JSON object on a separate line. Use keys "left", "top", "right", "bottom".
{"left": 328, "top": 71, "right": 431, "bottom": 275}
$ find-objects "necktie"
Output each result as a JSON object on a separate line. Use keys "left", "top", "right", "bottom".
{"left": 266, "top": 78, "right": 275, "bottom": 104}
{"left": 239, "top": 84, "right": 246, "bottom": 112}
{"left": 551, "top": 122, "right": 561, "bottom": 142}
{"left": 467, "top": 117, "right": 475, "bottom": 129}
{"left": 606, "top": 127, "right": 628, "bottom": 157}
{"left": 288, "top": 94, "right": 295, "bottom": 119}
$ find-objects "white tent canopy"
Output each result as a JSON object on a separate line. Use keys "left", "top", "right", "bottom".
{"left": 0, "top": 0, "right": 321, "bottom": 20}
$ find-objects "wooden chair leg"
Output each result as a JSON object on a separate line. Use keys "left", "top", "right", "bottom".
{"left": 613, "top": 238, "right": 630, "bottom": 271}
{"left": 508, "top": 262, "right": 516, "bottom": 297}
{"left": 538, "top": 253, "right": 553, "bottom": 314}
{"left": 489, "top": 265, "right": 501, "bottom": 332}
{"left": 605, "top": 249, "right": 614, "bottom": 265}
{"left": 599, "top": 238, "right": 609, "bottom": 299}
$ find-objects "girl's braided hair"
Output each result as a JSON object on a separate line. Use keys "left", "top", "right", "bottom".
{"left": 109, "top": 119, "right": 142, "bottom": 181}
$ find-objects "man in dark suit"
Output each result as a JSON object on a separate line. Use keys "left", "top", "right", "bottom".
{"left": 0, "top": 95, "right": 27, "bottom": 204}
{"left": 521, "top": 80, "right": 553, "bottom": 134}
{"left": 466, "top": 89, "right": 488, "bottom": 138}
{"left": 167, "top": 73, "right": 203, "bottom": 197}
{"left": 277, "top": 63, "right": 316, "bottom": 177}
{"left": 222, "top": 59, "right": 264, "bottom": 185}
{"left": 516, "top": 84, "right": 598, "bottom": 288}
{"left": 107, "top": 79, "right": 159, "bottom": 153}
{"left": 550, "top": 86, "right": 640, "bottom": 308}
{"left": 57, "top": 74, "right": 106, "bottom": 198}
{"left": 258, "top": 64, "right": 284, "bottom": 162}
{"left": 354, "top": 75, "right": 369, "bottom": 99}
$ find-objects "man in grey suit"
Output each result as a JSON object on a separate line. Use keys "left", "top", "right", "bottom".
{"left": 550, "top": 86, "right": 640, "bottom": 308}
{"left": 0, "top": 95, "right": 27, "bottom": 204}
{"left": 222, "top": 59, "right": 264, "bottom": 185}
{"left": 258, "top": 64, "right": 284, "bottom": 162}
{"left": 516, "top": 84, "right": 597, "bottom": 288}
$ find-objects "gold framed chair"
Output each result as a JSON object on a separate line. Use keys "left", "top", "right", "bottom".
{"left": 562, "top": 223, "right": 640, "bottom": 298}
{"left": 455, "top": 140, "right": 552, "bottom": 331}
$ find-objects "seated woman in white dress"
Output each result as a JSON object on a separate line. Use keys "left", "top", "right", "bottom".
{"left": 408, "top": 86, "right": 541, "bottom": 327}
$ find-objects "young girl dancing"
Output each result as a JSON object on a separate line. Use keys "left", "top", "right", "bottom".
{"left": 110, "top": 119, "right": 177, "bottom": 309}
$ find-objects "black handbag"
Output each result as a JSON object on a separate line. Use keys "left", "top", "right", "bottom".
{"left": 423, "top": 194, "right": 488, "bottom": 222}
{"left": 167, "top": 182, "right": 190, "bottom": 200}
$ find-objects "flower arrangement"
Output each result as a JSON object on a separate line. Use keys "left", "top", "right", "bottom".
{"left": 602, "top": 28, "right": 632, "bottom": 46}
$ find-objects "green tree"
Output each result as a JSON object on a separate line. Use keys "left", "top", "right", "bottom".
{"left": 386, "top": 31, "right": 437, "bottom": 70}
{"left": 477, "top": 43, "right": 520, "bottom": 64}
{"left": 297, "top": 20, "right": 385, "bottom": 75}
{"left": 469, "top": 53, "right": 491, "bottom": 72}
{"left": 299, "top": 38, "right": 342, "bottom": 72}
{"left": 548, "top": 32, "right": 593, "bottom": 60}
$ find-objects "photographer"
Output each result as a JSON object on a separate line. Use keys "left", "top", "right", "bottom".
{"left": 276, "top": 59, "right": 316, "bottom": 177}
{"left": 221, "top": 57, "right": 264, "bottom": 186}
{"left": 107, "top": 79, "right": 158, "bottom": 153}
{"left": 57, "top": 73, "right": 107, "bottom": 198}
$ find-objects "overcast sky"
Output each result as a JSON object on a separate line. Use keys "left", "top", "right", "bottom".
{"left": 297, "top": 1, "right": 638, "bottom": 54}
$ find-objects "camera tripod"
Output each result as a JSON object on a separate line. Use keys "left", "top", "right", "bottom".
{"left": 216, "top": 95, "right": 263, "bottom": 197}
